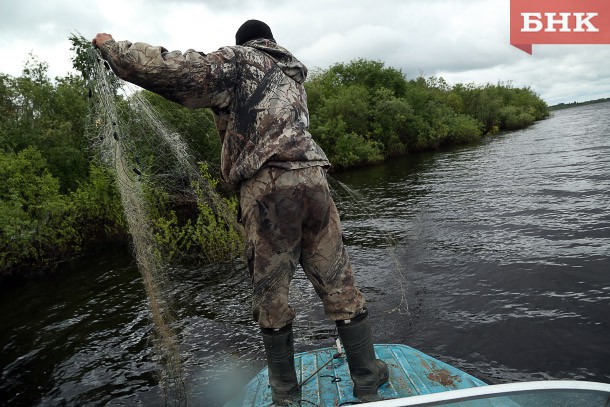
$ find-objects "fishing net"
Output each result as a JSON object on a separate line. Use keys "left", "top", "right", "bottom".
{"left": 328, "top": 178, "right": 410, "bottom": 315}
{"left": 83, "top": 44, "right": 243, "bottom": 404}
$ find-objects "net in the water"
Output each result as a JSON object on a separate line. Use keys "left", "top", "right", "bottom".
{"left": 84, "top": 45, "right": 243, "bottom": 404}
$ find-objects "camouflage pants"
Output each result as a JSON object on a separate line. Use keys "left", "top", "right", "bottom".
{"left": 240, "top": 165, "right": 365, "bottom": 329}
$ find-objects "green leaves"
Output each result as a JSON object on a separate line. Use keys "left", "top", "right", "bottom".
{"left": 148, "top": 165, "right": 243, "bottom": 265}
{"left": 306, "top": 59, "right": 549, "bottom": 168}
{"left": 333, "top": 133, "right": 384, "bottom": 169}
{"left": 0, "top": 52, "right": 123, "bottom": 274}
{"left": 0, "top": 148, "right": 75, "bottom": 270}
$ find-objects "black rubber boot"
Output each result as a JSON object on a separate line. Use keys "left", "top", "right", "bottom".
{"left": 261, "top": 324, "right": 300, "bottom": 405}
{"left": 336, "top": 309, "right": 389, "bottom": 400}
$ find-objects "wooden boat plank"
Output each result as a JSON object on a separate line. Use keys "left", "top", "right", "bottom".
{"left": 229, "top": 344, "right": 490, "bottom": 406}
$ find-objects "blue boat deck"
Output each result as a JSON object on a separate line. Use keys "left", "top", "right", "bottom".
{"left": 226, "top": 344, "right": 491, "bottom": 406}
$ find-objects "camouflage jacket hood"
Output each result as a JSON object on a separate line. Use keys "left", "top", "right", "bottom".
{"left": 244, "top": 39, "right": 308, "bottom": 84}
{"left": 98, "top": 38, "right": 329, "bottom": 188}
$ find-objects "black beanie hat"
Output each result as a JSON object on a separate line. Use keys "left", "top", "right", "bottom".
{"left": 235, "top": 19, "right": 275, "bottom": 45}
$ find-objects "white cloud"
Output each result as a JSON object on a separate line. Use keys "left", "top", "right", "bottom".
{"left": 0, "top": 0, "right": 609, "bottom": 105}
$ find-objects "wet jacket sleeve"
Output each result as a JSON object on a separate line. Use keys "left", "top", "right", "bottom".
{"left": 97, "top": 40, "right": 236, "bottom": 109}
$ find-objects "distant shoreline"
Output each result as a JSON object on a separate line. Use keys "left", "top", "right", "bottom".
{"left": 549, "top": 97, "right": 610, "bottom": 110}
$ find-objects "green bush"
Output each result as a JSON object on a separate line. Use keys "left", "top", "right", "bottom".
{"left": 149, "top": 164, "right": 243, "bottom": 264}
{"left": 0, "top": 148, "right": 78, "bottom": 272}
{"left": 0, "top": 148, "right": 129, "bottom": 275}
{"left": 498, "top": 105, "right": 536, "bottom": 130}
{"left": 333, "top": 133, "right": 384, "bottom": 169}
{"left": 70, "top": 164, "right": 126, "bottom": 241}
{"left": 306, "top": 60, "right": 548, "bottom": 166}
{"left": 443, "top": 113, "right": 483, "bottom": 144}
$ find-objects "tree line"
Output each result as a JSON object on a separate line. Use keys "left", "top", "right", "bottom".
{"left": 0, "top": 46, "right": 549, "bottom": 278}
{"left": 305, "top": 59, "right": 549, "bottom": 168}
{"left": 549, "top": 97, "right": 610, "bottom": 110}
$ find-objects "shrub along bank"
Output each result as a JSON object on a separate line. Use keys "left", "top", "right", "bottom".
{"left": 305, "top": 59, "right": 549, "bottom": 169}
{"left": 0, "top": 53, "right": 549, "bottom": 277}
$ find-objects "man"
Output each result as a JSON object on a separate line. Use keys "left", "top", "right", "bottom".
{"left": 93, "top": 19, "right": 388, "bottom": 405}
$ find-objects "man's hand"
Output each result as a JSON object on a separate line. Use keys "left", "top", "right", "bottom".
{"left": 92, "top": 33, "right": 114, "bottom": 48}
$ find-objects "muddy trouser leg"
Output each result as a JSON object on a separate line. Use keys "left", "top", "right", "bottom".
{"left": 240, "top": 167, "right": 305, "bottom": 404}
{"left": 240, "top": 166, "right": 304, "bottom": 329}
{"left": 298, "top": 167, "right": 387, "bottom": 399}
{"left": 298, "top": 166, "right": 365, "bottom": 320}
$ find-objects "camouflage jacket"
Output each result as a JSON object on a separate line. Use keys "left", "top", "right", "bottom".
{"left": 98, "top": 38, "right": 330, "bottom": 187}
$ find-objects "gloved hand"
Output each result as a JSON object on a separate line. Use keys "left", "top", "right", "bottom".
{"left": 92, "top": 33, "right": 114, "bottom": 48}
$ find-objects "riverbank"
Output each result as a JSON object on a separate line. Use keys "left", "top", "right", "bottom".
{"left": 1, "top": 52, "right": 549, "bottom": 279}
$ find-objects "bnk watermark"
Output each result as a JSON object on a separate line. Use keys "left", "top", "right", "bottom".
{"left": 510, "top": 0, "right": 610, "bottom": 54}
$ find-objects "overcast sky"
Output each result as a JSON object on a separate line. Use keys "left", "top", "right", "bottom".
{"left": 1, "top": 0, "right": 609, "bottom": 105}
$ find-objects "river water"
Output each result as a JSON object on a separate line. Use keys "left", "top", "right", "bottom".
{"left": 1, "top": 102, "right": 609, "bottom": 406}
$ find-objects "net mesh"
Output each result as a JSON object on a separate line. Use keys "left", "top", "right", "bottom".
{"left": 85, "top": 47, "right": 243, "bottom": 404}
